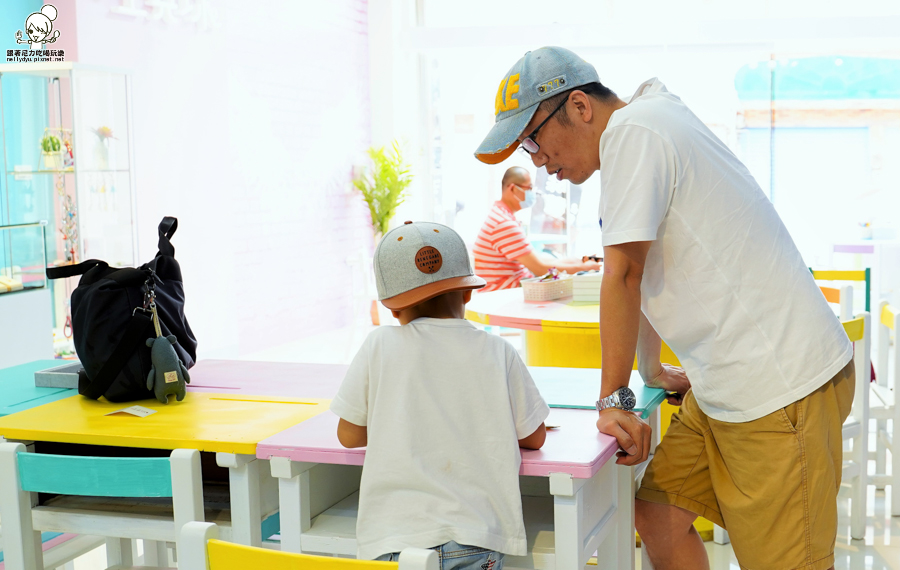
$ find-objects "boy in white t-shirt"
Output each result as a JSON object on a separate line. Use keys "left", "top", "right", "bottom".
{"left": 330, "top": 221, "right": 549, "bottom": 567}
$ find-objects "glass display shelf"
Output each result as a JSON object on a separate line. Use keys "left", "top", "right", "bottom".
{"left": 0, "top": 221, "right": 48, "bottom": 294}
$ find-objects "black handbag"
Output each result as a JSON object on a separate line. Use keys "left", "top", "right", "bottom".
{"left": 46, "top": 217, "right": 197, "bottom": 402}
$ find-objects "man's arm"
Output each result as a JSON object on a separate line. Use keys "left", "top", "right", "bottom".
{"left": 515, "top": 250, "right": 600, "bottom": 277}
{"left": 596, "top": 240, "right": 653, "bottom": 466}
{"left": 637, "top": 312, "right": 691, "bottom": 405}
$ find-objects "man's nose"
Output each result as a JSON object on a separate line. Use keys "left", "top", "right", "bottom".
{"left": 529, "top": 152, "right": 547, "bottom": 169}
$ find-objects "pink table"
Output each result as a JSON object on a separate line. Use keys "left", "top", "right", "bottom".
{"left": 187, "top": 360, "right": 348, "bottom": 398}
{"left": 185, "top": 359, "right": 348, "bottom": 546}
{"left": 257, "top": 409, "right": 642, "bottom": 570}
{"left": 257, "top": 408, "right": 618, "bottom": 479}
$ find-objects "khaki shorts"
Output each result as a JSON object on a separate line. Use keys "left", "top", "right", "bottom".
{"left": 636, "top": 360, "right": 855, "bottom": 570}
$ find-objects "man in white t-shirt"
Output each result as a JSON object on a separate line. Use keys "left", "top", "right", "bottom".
{"left": 331, "top": 221, "right": 549, "bottom": 564}
{"left": 474, "top": 47, "right": 854, "bottom": 570}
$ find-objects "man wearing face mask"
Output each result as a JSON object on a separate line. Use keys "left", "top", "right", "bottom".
{"left": 473, "top": 166, "right": 601, "bottom": 292}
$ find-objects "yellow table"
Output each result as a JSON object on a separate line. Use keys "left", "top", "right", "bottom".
{"left": 466, "top": 288, "right": 714, "bottom": 539}
{"left": 0, "top": 392, "right": 330, "bottom": 546}
{"left": 0, "top": 392, "right": 329, "bottom": 455}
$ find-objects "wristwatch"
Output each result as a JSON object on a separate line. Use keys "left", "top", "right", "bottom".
{"left": 596, "top": 386, "right": 637, "bottom": 413}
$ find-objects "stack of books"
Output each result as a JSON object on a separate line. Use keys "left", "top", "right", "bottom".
{"left": 572, "top": 271, "right": 602, "bottom": 303}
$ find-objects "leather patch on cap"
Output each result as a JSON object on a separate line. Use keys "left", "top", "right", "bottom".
{"left": 415, "top": 246, "right": 443, "bottom": 274}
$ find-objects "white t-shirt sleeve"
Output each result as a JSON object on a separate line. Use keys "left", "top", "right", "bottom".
{"left": 330, "top": 340, "right": 370, "bottom": 426}
{"left": 599, "top": 124, "right": 676, "bottom": 247}
{"left": 507, "top": 349, "right": 550, "bottom": 439}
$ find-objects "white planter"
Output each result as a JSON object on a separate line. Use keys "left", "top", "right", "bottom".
{"left": 41, "top": 151, "right": 62, "bottom": 170}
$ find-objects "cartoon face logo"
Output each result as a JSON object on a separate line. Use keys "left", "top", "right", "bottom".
{"left": 16, "top": 5, "right": 60, "bottom": 50}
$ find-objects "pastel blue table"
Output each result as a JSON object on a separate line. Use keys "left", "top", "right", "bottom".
{"left": 0, "top": 360, "right": 76, "bottom": 417}
{"left": 528, "top": 366, "right": 666, "bottom": 418}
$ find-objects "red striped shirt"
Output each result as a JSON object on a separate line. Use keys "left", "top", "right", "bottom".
{"left": 474, "top": 201, "right": 534, "bottom": 292}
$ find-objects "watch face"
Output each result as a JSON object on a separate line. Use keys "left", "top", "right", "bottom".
{"left": 618, "top": 387, "right": 637, "bottom": 410}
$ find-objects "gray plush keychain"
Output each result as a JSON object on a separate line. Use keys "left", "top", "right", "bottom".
{"left": 145, "top": 289, "right": 189, "bottom": 404}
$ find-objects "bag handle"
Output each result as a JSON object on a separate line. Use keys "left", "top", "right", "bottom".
{"left": 157, "top": 216, "right": 177, "bottom": 257}
{"left": 46, "top": 259, "right": 108, "bottom": 280}
{"left": 79, "top": 311, "right": 154, "bottom": 400}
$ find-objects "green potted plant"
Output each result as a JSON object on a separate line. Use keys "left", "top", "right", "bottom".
{"left": 40, "top": 134, "right": 62, "bottom": 170}
{"left": 352, "top": 141, "right": 413, "bottom": 240}
{"left": 352, "top": 141, "right": 414, "bottom": 325}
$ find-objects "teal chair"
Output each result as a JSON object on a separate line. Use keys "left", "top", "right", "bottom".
{"left": 0, "top": 443, "right": 204, "bottom": 570}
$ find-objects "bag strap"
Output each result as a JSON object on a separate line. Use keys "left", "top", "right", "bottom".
{"left": 79, "top": 311, "right": 154, "bottom": 400}
{"left": 46, "top": 259, "right": 108, "bottom": 280}
{"left": 157, "top": 217, "right": 177, "bottom": 257}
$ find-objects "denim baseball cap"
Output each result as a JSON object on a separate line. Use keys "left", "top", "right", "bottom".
{"left": 475, "top": 46, "right": 600, "bottom": 165}
{"left": 375, "top": 221, "right": 486, "bottom": 311}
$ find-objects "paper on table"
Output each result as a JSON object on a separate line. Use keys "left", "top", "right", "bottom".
{"left": 105, "top": 405, "right": 156, "bottom": 418}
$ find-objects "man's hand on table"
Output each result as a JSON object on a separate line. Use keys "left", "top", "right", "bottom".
{"left": 646, "top": 363, "right": 692, "bottom": 406}
{"left": 596, "top": 408, "right": 652, "bottom": 466}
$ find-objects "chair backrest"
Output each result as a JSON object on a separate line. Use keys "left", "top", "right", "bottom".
{"left": 876, "top": 301, "right": 899, "bottom": 390}
{"left": 811, "top": 268, "right": 871, "bottom": 312}
{"left": 842, "top": 313, "right": 871, "bottom": 423}
{"left": 179, "top": 522, "right": 439, "bottom": 570}
{"left": 819, "top": 285, "right": 854, "bottom": 321}
{"left": 0, "top": 444, "right": 203, "bottom": 570}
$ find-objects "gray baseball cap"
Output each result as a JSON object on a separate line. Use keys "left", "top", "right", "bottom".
{"left": 375, "top": 221, "right": 486, "bottom": 311}
{"left": 475, "top": 46, "right": 600, "bottom": 164}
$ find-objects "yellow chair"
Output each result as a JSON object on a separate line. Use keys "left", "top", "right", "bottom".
{"left": 810, "top": 269, "right": 871, "bottom": 313}
{"left": 873, "top": 301, "right": 899, "bottom": 516}
{"left": 178, "top": 522, "right": 439, "bottom": 570}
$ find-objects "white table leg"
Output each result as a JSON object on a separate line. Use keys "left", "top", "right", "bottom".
{"left": 270, "top": 457, "right": 316, "bottom": 553}
{"left": 217, "top": 452, "right": 262, "bottom": 546}
{"left": 713, "top": 525, "right": 730, "bottom": 544}
{"left": 616, "top": 464, "right": 636, "bottom": 570}
{"left": 549, "top": 472, "right": 586, "bottom": 570}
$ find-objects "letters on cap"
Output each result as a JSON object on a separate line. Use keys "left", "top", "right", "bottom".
{"left": 495, "top": 73, "right": 520, "bottom": 115}
{"left": 415, "top": 246, "right": 443, "bottom": 274}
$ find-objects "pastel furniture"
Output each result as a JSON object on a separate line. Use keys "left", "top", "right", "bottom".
{"left": 0, "top": 533, "right": 104, "bottom": 570}
{"left": 810, "top": 268, "right": 871, "bottom": 313}
{"left": 178, "top": 521, "right": 439, "bottom": 570}
{"left": 0, "top": 391, "right": 330, "bottom": 547}
{"left": 0, "top": 361, "right": 76, "bottom": 417}
{"left": 257, "top": 387, "right": 664, "bottom": 570}
{"left": 0, "top": 443, "right": 204, "bottom": 570}
{"left": 873, "top": 301, "right": 899, "bottom": 515}
{"left": 466, "top": 288, "right": 710, "bottom": 539}
{"left": 840, "top": 313, "right": 872, "bottom": 539}
{"left": 819, "top": 285, "right": 854, "bottom": 320}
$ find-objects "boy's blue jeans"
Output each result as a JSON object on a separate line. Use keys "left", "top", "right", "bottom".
{"left": 376, "top": 541, "right": 504, "bottom": 570}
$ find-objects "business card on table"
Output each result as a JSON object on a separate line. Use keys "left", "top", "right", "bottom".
{"left": 105, "top": 405, "right": 157, "bottom": 418}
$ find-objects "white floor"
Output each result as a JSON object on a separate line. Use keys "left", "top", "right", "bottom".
{"left": 63, "top": 323, "right": 899, "bottom": 569}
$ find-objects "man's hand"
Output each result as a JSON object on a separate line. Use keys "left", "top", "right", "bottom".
{"left": 646, "top": 363, "right": 691, "bottom": 405}
{"left": 596, "top": 408, "right": 652, "bottom": 465}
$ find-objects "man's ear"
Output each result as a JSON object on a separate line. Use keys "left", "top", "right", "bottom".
{"left": 391, "top": 309, "right": 401, "bottom": 319}
{"left": 463, "top": 289, "right": 473, "bottom": 303}
{"left": 569, "top": 91, "right": 594, "bottom": 123}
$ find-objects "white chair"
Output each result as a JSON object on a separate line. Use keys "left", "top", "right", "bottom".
{"left": 873, "top": 301, "right": 899, "bottom": 516}
{"left": 841, "top": 312, "right": 871, "bottom": 539}
{"left": 0, "top": 443, "right": 204, "bottom": 570}
{"left": 178, "top": 521, "right": 439, "bottom": 570}
{"left": 820, "top": 285, "right": 855, "bottom": 321}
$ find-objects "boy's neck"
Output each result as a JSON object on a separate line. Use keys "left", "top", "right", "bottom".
{"left": 395, "top": 307, "right": 464, "bottom": 325}
{"left": 393, "top": 301, "right": 467, "bottom": 325}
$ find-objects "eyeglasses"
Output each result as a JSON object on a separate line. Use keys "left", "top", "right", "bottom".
{"left": 519, "top": 98, "right": 568, "bottom": 155}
